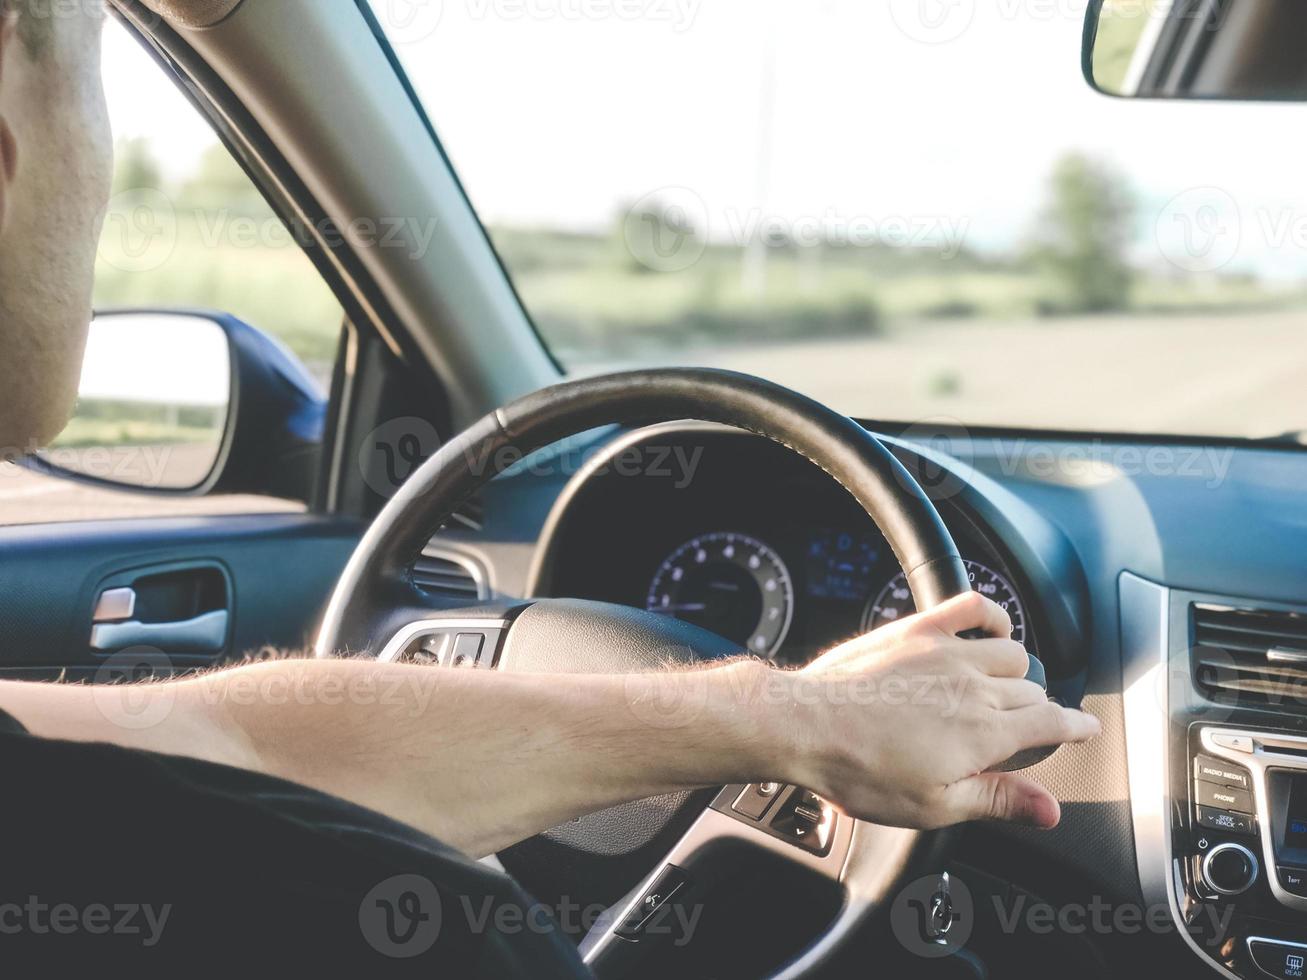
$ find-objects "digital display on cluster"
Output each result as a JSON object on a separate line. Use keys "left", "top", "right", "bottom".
{"left": 805, "top": 529, "right": 881, "bottom": 601}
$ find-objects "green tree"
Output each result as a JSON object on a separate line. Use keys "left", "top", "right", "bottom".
{"left": 1029, "top": 152, "right": 1135, "bottom": 313}
{"left": 178, "top": 143, "right": 270, "bottom": 217}
{"left": 111, "top": 137, "right": 163, "bottom": 194}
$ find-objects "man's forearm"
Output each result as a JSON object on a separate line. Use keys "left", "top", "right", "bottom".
{"left": 0, "top": 593, "right": 1102, "bottom": 852}
{"left": 216, "top": 658, "right": 787, "bottom": 856}
{"left": 0, "top": 657, "right": 786, "bottom": 857}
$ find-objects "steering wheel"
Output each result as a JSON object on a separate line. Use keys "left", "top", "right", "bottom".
{"left": 315, "top": 368, "right": 1044, "bottom": 977}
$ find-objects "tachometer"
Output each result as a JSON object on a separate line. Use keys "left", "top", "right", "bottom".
{"left": 862, "top": 560, "right": 1027, "bottom": 646}
{"left": 647, "top": 532, "right": 794, "bottom": 658}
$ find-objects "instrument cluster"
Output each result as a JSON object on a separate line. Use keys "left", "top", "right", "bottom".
{"left": 539, "top": 429, "right": 1040, "bottom": 666}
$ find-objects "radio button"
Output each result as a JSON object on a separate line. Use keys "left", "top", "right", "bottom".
{"left": 1247, "top": 938, "right": 1307, "bottom": 979}
{"left": 1195, "top": 755, "right": 1252, "bottom": 791}
{"left": 1211, "top": 732, "right": 1255, "bottom": 753}
{"left": 1279, "top": 867, "right": 1307, "bottom": 898}
{"left": 1197, "top": 806, "right": 1255, "bottom": 835}
{"left": 1195, "top": 779, "right": 1254, "bottom": 815}
{"left": 1202, "top": 842, "right": 1258, "bottom": 896}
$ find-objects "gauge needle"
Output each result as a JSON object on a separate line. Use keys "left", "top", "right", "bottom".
{"left": 653, "top": 604, "right": 708, "bottom": 613}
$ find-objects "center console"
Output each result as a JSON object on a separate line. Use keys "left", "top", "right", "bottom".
{"left": 1123, "top": 574, "right": 1307, "bottom": 980}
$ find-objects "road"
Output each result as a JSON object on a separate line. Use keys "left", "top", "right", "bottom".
{"left": 595, "top": 310, "right": 1307, "bottom": 439}
{"left": 2, "top": 309, "right": 1302, "bottom": 527}
{"left": 0, "top": 463, "right": 302, "bottom": 526}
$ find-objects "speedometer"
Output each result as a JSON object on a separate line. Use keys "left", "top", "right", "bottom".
{"left": 862, "top": 560, "right": 1027, "bottom": 646}
{"left": 647, "top": 532, "right": 794, "bottom": 658}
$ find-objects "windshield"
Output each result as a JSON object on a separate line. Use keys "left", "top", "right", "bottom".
{"left": 371, "top": 0, "right": 1307, "bottom": 440}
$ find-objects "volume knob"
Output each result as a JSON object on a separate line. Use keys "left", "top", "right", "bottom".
{"left": 1202, "top": 842, "right": 1259, "bottom": 896}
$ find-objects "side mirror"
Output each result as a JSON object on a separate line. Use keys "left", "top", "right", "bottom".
{"left": 29, "top": 310, "right": 328, "bottom": 502}
{"left": 1085, "top": 0, "right": 1307, "bottom": 101}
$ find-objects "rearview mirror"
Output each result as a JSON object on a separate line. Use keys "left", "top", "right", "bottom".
{"left": 41, "top": 312, "right": 232, "bottom": 492}
{"left": 1085, "top": 0, "right": 1307, "bottom": 101}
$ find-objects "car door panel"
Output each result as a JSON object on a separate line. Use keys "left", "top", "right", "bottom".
{"left": 0, "top": 515, "right": 360, "bottom": 677}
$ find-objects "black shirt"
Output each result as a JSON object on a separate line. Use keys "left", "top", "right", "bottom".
{"left": 0, "top": 707, "right": 589, "bottom": 975}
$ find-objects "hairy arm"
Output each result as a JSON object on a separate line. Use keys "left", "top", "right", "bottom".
{"left": 0, "top": 593, "right": 1098, "bottom": 857}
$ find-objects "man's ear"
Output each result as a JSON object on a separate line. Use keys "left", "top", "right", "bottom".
{"left": 0, "top": 11, "right": 19, "bottom": 232}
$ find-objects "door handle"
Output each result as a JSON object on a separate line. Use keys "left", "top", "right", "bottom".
{"left": 90, "top": 610, "right": 230, "bottom": 655}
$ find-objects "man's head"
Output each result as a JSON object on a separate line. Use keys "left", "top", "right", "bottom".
{"left": 0, "top": 0, "right": 111, "bottom": 450}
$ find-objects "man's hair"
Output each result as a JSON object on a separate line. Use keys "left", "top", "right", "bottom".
{"left": 4, "top": 0, "right": 55, "bottom": 59}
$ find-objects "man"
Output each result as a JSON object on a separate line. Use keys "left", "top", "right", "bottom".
{"left": 0, "top": 0, "right": 1100, "bottom": 971}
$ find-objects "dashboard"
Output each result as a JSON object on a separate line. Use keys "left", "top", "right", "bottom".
{"left": 432, "top": 416, "right": 1307, "bottom": 977}
{"left": 533, "top": 426, "right": 1044, "bottom": 668}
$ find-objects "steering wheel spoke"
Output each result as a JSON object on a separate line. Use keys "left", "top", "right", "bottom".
{"left": 580, "top": 787, "right": 854, "bottom": 974}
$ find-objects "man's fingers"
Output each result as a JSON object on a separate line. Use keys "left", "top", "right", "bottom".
{"left": 920, "top": 591, "right": 1013, "bottom": 640}
{"left": 1004, "top": 701, "right": 1101, "bottom": 755}
{"left": 966, "top": 638, "right": 1031, "bottom": 678}
{"left": 988, "top": 677, "right": 1050, "bottom": 710}
{"left": 944, "top": 772, "right": 1061, "bottom": 829}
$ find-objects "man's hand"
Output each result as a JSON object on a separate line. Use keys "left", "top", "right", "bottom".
{"left": 775, "top": 591, "right": 1098, "bottom": 831}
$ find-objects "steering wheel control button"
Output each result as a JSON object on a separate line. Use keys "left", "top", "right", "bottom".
{"left": 1211, "top": 732, "right": 1256, "bottom": 754}
{"left": 1202, "top": 842, "right": 1260, "bottom": 896}
{"left": 615, "top": 866, "right": 690, "bottom": 941}
{"left": 450, "top": 632, "right": 485, "bottom": 668}
{"left": 1279, "top": 867, "right": 1307, "bottom": 897}
{"left": 768, "top": 789, "right": 835, "bottom": 854}
{"left": 1197, "top": 806, "right": 1256, "bottom": 836}
{"left": 1247, "top": 938, "right": 1307, "bottom": 979}
{"left": 732, "top": 782, "right": 783, "bottom": 821}
{"left": 382, "top": 621, "right": 507, "bottom": 668}
{"left": 1195, "top": 779, "right": 1254, "bottom": 815}
{"left": 1195, "top": 755, "right": 1252, "bottom": 791}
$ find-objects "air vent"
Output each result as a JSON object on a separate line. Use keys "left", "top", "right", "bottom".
{"left": 411, "top": 548, "right": 488, "bottom": 601}
{"left": 1193, "top": 603, "right": 1307, "bottom": 705}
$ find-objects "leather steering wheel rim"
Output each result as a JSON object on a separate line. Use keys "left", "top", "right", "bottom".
{"left": 314, "top": 368, "right": 977, "bottom": 975}
{"left": 317, "top": 368, "right": 971, "bottom": 655}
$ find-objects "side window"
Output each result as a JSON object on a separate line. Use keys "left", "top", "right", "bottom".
{"left": 0, "top": 17, "right": 344, "bottom": 526}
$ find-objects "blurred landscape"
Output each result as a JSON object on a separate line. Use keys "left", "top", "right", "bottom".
{"left": 91, "top": 138, "right": 1307, "bottom": 440}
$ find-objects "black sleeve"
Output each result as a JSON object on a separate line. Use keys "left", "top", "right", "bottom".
{"left": 0, "top": 717, "right": 590, "bottom": 976}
